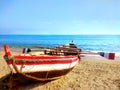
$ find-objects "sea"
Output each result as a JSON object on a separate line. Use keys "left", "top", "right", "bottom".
{"left": 0, "top": 35, "right": 120, "bottom": 52}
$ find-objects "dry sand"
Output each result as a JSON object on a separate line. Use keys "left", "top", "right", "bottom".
{"left": 1, "top": 51, "right": 120, "bottom": 90}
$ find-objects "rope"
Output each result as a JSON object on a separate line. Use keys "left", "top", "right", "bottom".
{"left": 11, "top": 57, "right": 64, "bottom": 81}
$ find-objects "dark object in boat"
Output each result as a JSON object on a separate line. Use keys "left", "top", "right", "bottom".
{"left": 53, "top": 41, "right": 81, "bottom": 56}
{"left": 68, "top": 40, "right": 77, "bottom": 48}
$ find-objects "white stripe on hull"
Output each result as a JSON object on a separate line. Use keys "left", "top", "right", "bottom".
{"left": 9, "top": 60, "right": 78, "bottom": 73}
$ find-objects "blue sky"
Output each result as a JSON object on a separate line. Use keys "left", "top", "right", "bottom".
{"left": 0, "top": 0, "right": 120, "bottom": 35}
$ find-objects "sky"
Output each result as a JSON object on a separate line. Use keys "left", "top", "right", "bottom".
{"left": 0, "top": 0, "right": 120, "bottom": 35}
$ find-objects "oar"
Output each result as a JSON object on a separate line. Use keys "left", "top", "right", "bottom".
{"left": 55, "top": 47, "right": 81, "bottom": 51}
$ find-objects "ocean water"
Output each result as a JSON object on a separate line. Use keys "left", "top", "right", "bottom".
{"left": 0, "top": 35, "right": 120, "bottom": 52}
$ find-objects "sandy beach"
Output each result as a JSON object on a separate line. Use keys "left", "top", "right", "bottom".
{"left": 1, "top": 50, "right": 120, "bottom": 90}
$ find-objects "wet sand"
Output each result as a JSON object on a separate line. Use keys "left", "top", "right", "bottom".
{"left": 1, "top": 51, "right": 120, "bottom": 90}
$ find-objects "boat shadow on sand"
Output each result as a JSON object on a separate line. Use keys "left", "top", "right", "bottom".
{"left": 0, "top": 73, "right": 53, "bottom": 90}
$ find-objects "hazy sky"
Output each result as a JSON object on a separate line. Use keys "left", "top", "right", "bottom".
{"left": 0, "top": 0, "right": 120, "bottom": 35}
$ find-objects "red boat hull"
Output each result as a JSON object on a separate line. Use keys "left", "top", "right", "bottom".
{"left": 3, "top": 44, "right": 79, "bottom": 81}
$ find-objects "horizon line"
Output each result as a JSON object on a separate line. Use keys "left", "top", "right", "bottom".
{"left": 0, "top": 34, "right": 120, "bottom": 35}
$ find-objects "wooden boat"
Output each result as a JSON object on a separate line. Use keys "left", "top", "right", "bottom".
{"left": 3, "top": 44, "right": 79, "bottom": 82}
